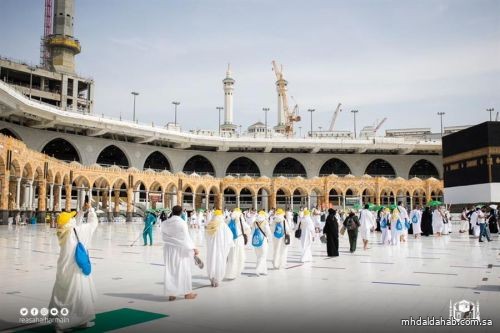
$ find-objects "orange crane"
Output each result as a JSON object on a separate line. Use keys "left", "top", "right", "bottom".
{"left": 328, "top": 103, "right": 342, "bottom": 131}
{"left": 272, "top": 60, "right": 301, "bottom": 137}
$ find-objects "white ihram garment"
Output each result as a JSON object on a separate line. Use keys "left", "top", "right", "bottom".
{"left": 49, "top": 209, "right": 98, "bottom": 330}
{"left": 358, "top": 209, "right": 375, "bottom": 241}
{"left": 299, "top": 216, "right": 315, "bottom": 262}
{"left": 253, "top": 220, "right": 272, "bottom": 275}
{"left": 206, "top": 220, "right": 234, "bottom": 283}
{"left": 271, "top": 216, "right": 292, "bottom": 269}
{"left": 161, "top": 215, "right": 195, "bottom": 296}
{"left": 410, "top": 210, "right": 422, "bottom": 234}
{"left": 225, "top": 215, "right": 250, "bottom": 279}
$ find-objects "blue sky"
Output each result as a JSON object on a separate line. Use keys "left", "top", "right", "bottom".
{"left": 1, "top": 0, "right": 499, "bottom": 134}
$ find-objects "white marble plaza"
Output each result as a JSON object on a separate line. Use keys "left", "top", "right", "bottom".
{"left": 0, "top": 221, "right": 499, "bottom": 333}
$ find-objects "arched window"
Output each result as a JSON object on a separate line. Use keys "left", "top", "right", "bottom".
{"left": 365, "top": 159, "right": 396, "bottom": 178}
{"left": 319, "top": 158, "right": 350, "bottom": 176}
{"left": 183, "top": 155, "right": 215, "bottom": 175}
{"left": 144, "top": 151, "right": 171, "bottom": 171}
{"left": 0, "top": 128, "right": 21, "bottom": 140}
{"left": 42, "top": 138, "right": 80, "bottom": 162}
{"left": 409, "top": 159, "right": 439, "bottom": 179}
{"left": 226, "top": 157, "right": 260, "bottom": 177}
{"left": 273, "top": 158, "right": 306, "bottom": 177}
{"left": 97, "top": 145, "right": 129, "bottom": 168}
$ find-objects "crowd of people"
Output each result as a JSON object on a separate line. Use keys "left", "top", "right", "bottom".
{"left": 45, "top": 201, "right": 499, "bottom": 332}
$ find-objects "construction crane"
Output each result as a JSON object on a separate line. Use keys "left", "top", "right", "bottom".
{"left": 40, "top": 0, "right": 53, "bottom": 68}
{"left": 272, "top": 60, "right": 301, "bottom": 137}
{"left": 373, "top": 117, "right": 388, "bottom": 134}
{"left": 328, "top": 103, "right": 342, "bottom": 131}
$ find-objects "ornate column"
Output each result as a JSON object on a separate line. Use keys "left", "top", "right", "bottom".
{"left": 65, "top": 184, "right": 72, "bottom": 211}
{"left": 37, "top": 180, "right": 47, "bottom": 221}
{"left": 236, "top": 194, "right": 240, "bottom": 208}
{"left": 126, "top": 187, "right": 133, "bottom": 222}
{"left": 145, "top": 190, "right": 150, "bottom": 210}
{"left": 49, "top": 183, "right": 54, "bottom": 211}
{"left": 16, "top": 177, "right": 21, "bottom": 210}
{"left": 176, "top": 190, "right": 182, "bottom": 208}
{"left": 252, "top": 194, "right": 258, "bottom": 210}
{"left": 192, "top": 193, "right": 196, "bottom": 211}
{"left": 26, "top": 180, "right": 33, "bottom": 210}
{"left": 113, "top": 188, "right": 120, "bottom": 215}
{"left": 205, "top": 193, "right": 209, "bottom": 210}
{"left": 0, "top": 171, "right": 9, "bottom": 211}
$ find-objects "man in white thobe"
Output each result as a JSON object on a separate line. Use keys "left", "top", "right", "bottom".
{"left": 358, "top": 204, "right": 375, "bottom": 250}
{"left": 252, "top": 211, "right": 272, "bottom": 276}
{"left": 298, "top": 209, "right": 315, "bottom": 262}
{"left": 432, "top": 206, "right": 444, "bottom": 237}
{"left": 225, "top": 208, "right": 250, "bottom": 280}
{"left": 397, "top": 201, "right": 409, "bottom": 242}
{"left": 205, "top": 210, "right": 234, "bottom": 287}
{"left": 161, "top": 205, "right": 199, "bottom": 301}
{"left": 49, "top": 204, "right": 98, "bottom": 332}
{"left": 271, "top": 208, "right": 292, "bottom": 269}
{"left": 409, "top": 206, "right": 422, "bottom": 238}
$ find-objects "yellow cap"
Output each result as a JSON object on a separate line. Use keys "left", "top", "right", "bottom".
{"left": 258, "top": 210, "right": 267, "bottom": 216}
{"left": 233, "top": 208, "right": 241, "bottom": 212}
{"left": 303, "top": 209, "right": 310, "bottom": 216}
{"left": 214, "top": 210, "right": 223, "bottom": 216}
{"left": 57, "top": 211, "right": 77, "bottom": 227}
{"left": 276, "top": 208, "right": 285, "bottom": 215}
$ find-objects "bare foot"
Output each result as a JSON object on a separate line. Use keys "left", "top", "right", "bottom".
{"left": 185, "top": 293, "right": 197, "bottom": 300}
{"left": 169, "top": 296, "right": 176, "bottom": 301}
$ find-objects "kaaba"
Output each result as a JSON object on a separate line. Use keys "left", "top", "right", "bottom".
{"left": 443, "top": 121, "right": 500, "bottom": 204}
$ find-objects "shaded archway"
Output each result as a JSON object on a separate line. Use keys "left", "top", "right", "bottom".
{"left": 42, "top": 138, "right": 81, "bottom": 162}
{"left": 183, "top": 155, "right": 215, "bottom": 176}
{"left": 365, "top": 159, "right": 396, "bottom": 178}
{"left": 328, "top": 188, "right": 342, "bottom": 208}
{"left": 223, "top": 187, "right": 237, "bottom": 209}
{"left": 239, "top": 188, "right": 253, "bottom": 209}
{"left": 226, "top": 157, "right": 260, "bottom": 177}
{"left": 409, "top": 159, "right": 439, "bottom": 179}
{"left": 319, "top": 158, "right": 351, "bottom": 176}
{"left": 0, "top": 128, "right": 21, "bottom": 140}
{"left": 292, "top": 188, "right": 307, "bottom": 209}
{"left": 143, "top": 151, "right": 171, "bottom": 171}
{"left": 276, "top": 188, "right": 291, "bottom": 209}
{"left": 97, "top": 145, "right": 129, "bottom": 168}
{"left": 257, "top": 188, "right": 270, "bottom": 211}
{"left": 273, "top": 158, "right": 306, "bottom": 177}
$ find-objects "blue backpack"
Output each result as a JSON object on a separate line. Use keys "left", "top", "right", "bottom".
{"left": 228, "top": 219, "right": 238, "bottom": 240}
{"left": 396, "top": 220, "right": 403, "bottom": 231}
{"left": 380, "top": 217, "right": 387, "bottom": 229}
{"left": 405, "top": 219, "right": 411, "bottom": 230}
{"left": 412, "top": 215, "right": 418, "bottom": 224}
{"left": 73, "top": 229, "right": 91, "bottom": 276}
{"left": 252, "top": 227, "right": 264, "bottom": 248}
{"left": 274, "top": 222, "right": 284, "bottom": 239}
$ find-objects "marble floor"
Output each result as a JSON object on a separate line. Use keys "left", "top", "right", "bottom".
{"left": 0, "top": 221, "right": 499, "bottom": 333}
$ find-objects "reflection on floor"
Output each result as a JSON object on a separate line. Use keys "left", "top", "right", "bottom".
{"left": 0, "top": 221, "right": 499, "bottom": 332}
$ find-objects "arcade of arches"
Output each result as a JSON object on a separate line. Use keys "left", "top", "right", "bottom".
{"left": 0, "top": 135, "right": 443, "bottom": 223}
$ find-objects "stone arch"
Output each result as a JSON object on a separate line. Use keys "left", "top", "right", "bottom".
{"left": 183, "top": 155, "right": 215, "bottom": 176}
{"left": 379, "top": 188, "right": 395, "bottom": 205}
{"left": 10, "top": 159, "right": 21, "bottom": 178}
{"left": 273, "top": 158, "right": 307, "bottom": 177}
{"left": 361, "top": 188, "right": 375, "bottom": 204}
{"left": 73, "top": 175, "right": 91, "bottom": 188}
{"left": 54, "top": 172, "right": 62, "bottom": 185}
{"left": 256, "top": 187, "right": 271, "bottom": 211}
{"left": 239, "top": 187, "right": 254, "bottom": 209}
{"left": 22, "top": 163, "right": 33, "bottom": 180}
{"left": 411, "top": 188, "right": 427, "bottom": 208}
{"left": 97, "top": 145, "right": 130, "bottom": 168}
{"left": 275, "top": 187, "right": 291, "bottom": 209}
{"left": 409, "top": 159, "right": 440, "bottom": 179}
{"left": 225, "top": 157, "right": 261, "bottom": 177}
{"left": 365, "top": 159, "right": 396, "bottom": 178}
{"left": 223, "top": 186, "right": 237, "bottom": 209}
{"left": 41, "top": 138, "right": 81, "bottom": 162}
{"left": 0, "top": 128, "right": 22, "bottom": 140}
{"left": 319, "top": 158, "right": 351, "bottom": 176}
{"left": 143, "top": 151, "right": 171, "bottom": 171}
{"left": 292, "top": 187, "right": 308, "bottom": 208}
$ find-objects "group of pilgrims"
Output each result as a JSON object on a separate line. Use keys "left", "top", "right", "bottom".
{"left": 45, "top": 200, "right": 499, "bottom": 332}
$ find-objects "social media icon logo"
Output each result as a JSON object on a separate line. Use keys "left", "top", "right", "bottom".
{"left": 19, "top": 308, "right": 28, "bottom": 316}
{"left": 60, "top": 308, "right": 69, "bottom": 316}
{"left": 50, "top": 308, "right": 59, "bottom": 316}
{"left": 30, "top": 308, "right": 38, "bottom": 316}
{"left": 40, "top": 308, "right": 49, "bottom": 316}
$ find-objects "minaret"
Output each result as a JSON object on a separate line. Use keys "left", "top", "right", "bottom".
{"left": 46, "top": 0, "right": 81, "bottom": 73}
{"left": 221, "top": 64, "right": 237, "bottom": 133}
{"left": 273, "top": 69, "right": 287, "bottom": 133}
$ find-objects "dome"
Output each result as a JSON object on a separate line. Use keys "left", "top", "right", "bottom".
{"left": 362, "top": 174, "right": 372, "bottom": 178}
{"left": 144, "top": 168, "right": 156, "bottom": 173}
{"left": 127, "top": 167, "right": 139, "bottom": 172}
{"left": 344, "top": 174, "right": 355, "bottom": 178}
{"left": 161, "top": 170, "right": 172, "bottom": 175}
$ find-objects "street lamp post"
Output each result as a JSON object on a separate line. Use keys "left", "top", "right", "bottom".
{"left": 486, "top": 108, "right": 495, "bottom": 121}
{"left": 172, "top": 101, "right": 180, "bottom": 126}
{"left": 308, "top": 109, "right": 315, "bottom": 137}
{"left": 351, "top": 110, "right": 359, "bottom": 138}
{"left": 263, "top": 107, "right": 270, "bottom": 138}
{"left": 437, "top": 112, "right": 445, "bottom": 137}
{"left": 131, "top": 91, "right": 139, "bottom": 122}
{"left": 216, "top": 106, "right": 223, "bottom": 136}
{"left": 298, "top": 126, "right": 302, "bottom": 138}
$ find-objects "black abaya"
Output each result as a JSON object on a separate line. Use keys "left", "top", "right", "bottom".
{"left": 323, "top": 213, "right": 339, "bottom": 256}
